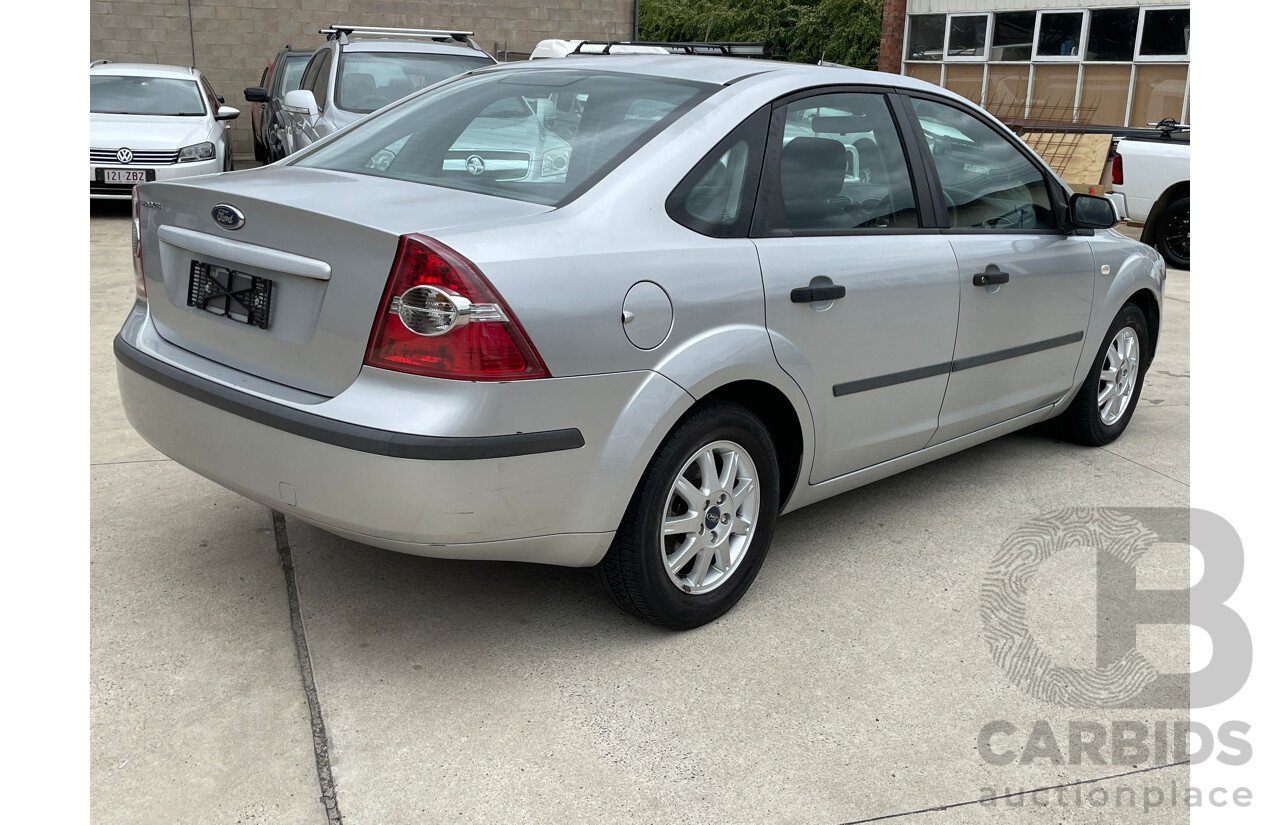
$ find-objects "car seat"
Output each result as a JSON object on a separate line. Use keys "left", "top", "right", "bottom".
{"left": 780, "top": 137, "right": 850, "bottom": 232}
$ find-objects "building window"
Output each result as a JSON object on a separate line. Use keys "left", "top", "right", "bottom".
{"left": 1035, "top": 12, "right": 1084, "bottom": 59}
{"left": 1139, "top": 8, "right": 1191, "bottom": 58}
{"left": 907, "top": 15, "right": 944, "bottom": 61}
{"left": 991, "top": 12, "right": 1035, "bottom": 62}
{"left": 947, "top": 15, "right": 988, "bottom": 59}
{"left": 1086, "top": 8, "right": 1139, "bottom": 61}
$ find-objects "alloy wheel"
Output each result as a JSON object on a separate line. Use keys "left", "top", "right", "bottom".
{"left": 1098, "top": 327, "right": 1140, "bottom": 425}
{"left": 659, "top": 440, "right": 761, "bottom": 595}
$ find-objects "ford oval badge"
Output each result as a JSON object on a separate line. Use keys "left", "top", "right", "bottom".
{"left": 211, "top": 203, "right": 245, "bottom": 230}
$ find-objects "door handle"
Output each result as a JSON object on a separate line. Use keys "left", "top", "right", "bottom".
{"left": 972, "top": 268, "right": 1010, "bottom": 286}
{"left": 790, "top": 285, "right": 847, "bottom": 303}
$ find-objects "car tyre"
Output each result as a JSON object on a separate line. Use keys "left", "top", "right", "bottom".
{"left": 1056, "top": 303, "right": 1150, "bottom": 446}
{"left": 1153, "top": 195, "right": 1189, "bottom": 270}
{"left": 596, "top": 401, "right": 779, "bottom": 629}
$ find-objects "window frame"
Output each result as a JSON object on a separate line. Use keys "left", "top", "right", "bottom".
{"left": 1031, "top": 10, "right": 1088, "bottom": 64}
{"left": 749, "top": 86, "right": 940, "bottom": 238}
{"left": 990, "top": 10, "right": 1038, "bottom": 63}
{"left": 944, "top": 13, "right": 993, "bottom": 63}
{"left": 905, "top": 14, "right": 946, "bottom": 62}
{"left": 1134, "top": 5, "right": 1192, "bottom": 63}
{"left": 1083, "top": 6, "right": 1140, "bottom": 63}
{"left": 665, "top": 108, "right": 770, "bottom": 239}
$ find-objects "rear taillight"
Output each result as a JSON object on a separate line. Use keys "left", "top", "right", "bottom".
{"left": 1111, "top": 151, "right": 1124, "bottom": 186}
{"left": 364, "top": 234, "right": 549, "bottom": 381}
{"left": 131, "top": 186, "right": 146, "bottom": 299}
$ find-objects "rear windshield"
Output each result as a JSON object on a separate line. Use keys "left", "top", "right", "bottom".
{"left": 90, "top": 75, "right": 206, "bottom": 116}
{"left": 294, "top": 69, "right": 713, "bottom": 206}
{"left": 334, "top": 52, "right": 494, "bottom": 113}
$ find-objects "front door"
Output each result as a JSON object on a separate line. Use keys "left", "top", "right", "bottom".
{"left": 902, "top": 96, "right": 1096, "bottom": 443}
{"left": 752, "top": 91, "right": 961, "bottom": 483}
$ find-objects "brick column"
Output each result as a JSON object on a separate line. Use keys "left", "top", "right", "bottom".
{"left": 878, "top": 0, "right": 908, "bottom": 74}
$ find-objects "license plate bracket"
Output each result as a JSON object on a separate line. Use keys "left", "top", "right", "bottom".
{"left": 97, "top": 168, "right": 155, "bottom": 184}
{"left": 187, "top": 261, "right": 273, "bottom": 329}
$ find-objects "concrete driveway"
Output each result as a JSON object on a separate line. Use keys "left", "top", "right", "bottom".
{"left": 92, "top": 202, "right": 1192, "bottom": 824}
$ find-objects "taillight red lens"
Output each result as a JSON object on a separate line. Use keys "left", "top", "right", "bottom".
{"left": 1111, "top": 151, "right": 1124, "bottom": 186}
{"left": 365, "top": 234, "right": 549, "bottom": 381}
{"left": 131, "top": 186, "right": 146, "bottom": 299}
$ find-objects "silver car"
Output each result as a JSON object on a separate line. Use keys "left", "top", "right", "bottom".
{"left": 116, "top": 55, "right": 1164, "bottom": 629}
{"left": 279, "top": 27, "right": 496, "bottom": 157}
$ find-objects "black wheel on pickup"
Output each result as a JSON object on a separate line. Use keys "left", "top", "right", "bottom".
{"left": 1153, "top": 195, "right": 1190, "bottom": 270}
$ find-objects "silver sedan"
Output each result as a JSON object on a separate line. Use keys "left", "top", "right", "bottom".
{"left": 116, "top": 55, "right": 1164, "bottom": 628}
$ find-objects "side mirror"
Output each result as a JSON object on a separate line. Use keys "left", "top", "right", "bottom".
{"left": 1069, "top": 192, "right": 1118, "bottom": 229}
{"left": 283, "top": 89, "right": 319, "bottom": 121}
{"left": 243, "top": 86, "right": 270, "bottom": 103}
{"left": 215, "top": 106, "right": 240, "bottom": 122}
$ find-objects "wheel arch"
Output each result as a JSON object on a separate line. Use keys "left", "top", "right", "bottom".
{"left": 1126, "top": 287, "right": 1161, "bottom": 360}
{"left": 695, "top": 380, "right": 805, "bottom": 509}
{"left": 1139, "top": 181, "right": 1190, "bottom": 247}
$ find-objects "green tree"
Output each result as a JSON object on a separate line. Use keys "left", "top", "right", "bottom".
{"left": 638, "top": 0, "right": 884, "bottom": 69}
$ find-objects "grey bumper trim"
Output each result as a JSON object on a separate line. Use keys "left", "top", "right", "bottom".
{"left": 114, "top": 334, "right": 585, "bottom": 460}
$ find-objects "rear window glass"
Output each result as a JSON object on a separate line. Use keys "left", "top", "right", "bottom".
{"left": 334, "top": 52, "right": 494, "bottom": 113}
{"left": 91, "top": 76, "right": 206, "bottom": 116}
{"left": 294, "top": 69, "right": 713, "bottom": 206}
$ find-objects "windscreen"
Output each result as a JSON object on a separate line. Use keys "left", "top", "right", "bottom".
{"left": 91, "top": 76, "right": 206, "bottom": 116}
{"left": 294, "top": 69, "right": 713, "bottom": 206}
{"left": 335, "top": 52, "right": 494, "bottom": 113}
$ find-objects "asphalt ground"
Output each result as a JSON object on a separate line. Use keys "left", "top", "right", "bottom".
{"left": 91, "top": 201, "right": 1192, "bottom": 824}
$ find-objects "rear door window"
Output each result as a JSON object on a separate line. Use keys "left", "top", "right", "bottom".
{"left": 761, "top": 92, "right": 921, "bottom": 234}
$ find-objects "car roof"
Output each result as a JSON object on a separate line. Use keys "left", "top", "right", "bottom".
{"left": 89, "top": 62, "right": 201, "bottom": 80}
{"left": 338, "top": 38, "right": 493, "bottom": 58}
{"left": 480, "top": 54, "right": 948, "bottom": 94}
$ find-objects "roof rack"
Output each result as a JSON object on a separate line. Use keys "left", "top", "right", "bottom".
{"left": 1148, "top": 117, "right": 1190, "bottom": 138}
{"left": 570, "top": 40, "right": 774, "bottom": 59}
{"left": 320, "top": 24, "right": 475, "bottom": 44}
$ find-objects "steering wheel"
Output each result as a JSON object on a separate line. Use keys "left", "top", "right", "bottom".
{"left": 355, "top": 95, "right": 394, "bottom": 111}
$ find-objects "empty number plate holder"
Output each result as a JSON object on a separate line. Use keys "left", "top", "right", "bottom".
{"left": 187, "top": 261, "right": 273, "bottom": 329}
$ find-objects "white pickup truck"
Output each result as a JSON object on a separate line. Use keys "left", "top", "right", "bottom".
{"left": 1106, "top": 121, "right": 1190, "bottom": 270}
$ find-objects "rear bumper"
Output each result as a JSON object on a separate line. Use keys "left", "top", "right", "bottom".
{"left": 114, "top": 310, "right": 691, "bottom": 566}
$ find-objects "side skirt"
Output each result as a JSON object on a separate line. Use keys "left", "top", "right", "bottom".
{"left": 781, "top": 404, "right": 1057, "bottom": 515}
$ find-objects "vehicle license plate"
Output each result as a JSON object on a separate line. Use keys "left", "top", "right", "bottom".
{"left": 187, "top": 261, "right": 273, "bottom": 329}
{"left": 103, "top": 169, "right": 152, "bottom": 184}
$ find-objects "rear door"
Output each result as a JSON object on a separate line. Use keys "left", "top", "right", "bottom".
{"left": 752, "top": 89, "right": 961, "bottom": 483}
{"left": 901, "top": 94, "right": 1095, "bottom": 444}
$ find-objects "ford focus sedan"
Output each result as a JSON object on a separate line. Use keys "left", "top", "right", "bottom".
{"left": 91, "top": 63, "right": 238, "bottom": 199}
{"left": 116, "top": 54, "right": 1163, "bottom": 628}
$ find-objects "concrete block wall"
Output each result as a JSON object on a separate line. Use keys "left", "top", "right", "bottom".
{"left": 90, "top": 0, "right": 636, "bottom": 156}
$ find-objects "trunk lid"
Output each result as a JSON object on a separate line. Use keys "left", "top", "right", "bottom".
{"left": 138, "top": 166, "right": 553, "bottom": 397}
